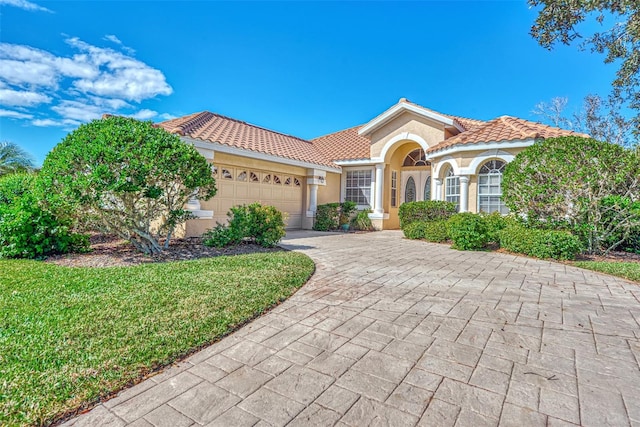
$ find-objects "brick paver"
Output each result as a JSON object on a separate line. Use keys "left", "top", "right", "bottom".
{"left": 62, "top": 231, "right": 640, "bottom": 426}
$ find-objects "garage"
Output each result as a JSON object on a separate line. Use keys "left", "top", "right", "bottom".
{"left": 209, "top": 164, "right": 304, "bottom": 229}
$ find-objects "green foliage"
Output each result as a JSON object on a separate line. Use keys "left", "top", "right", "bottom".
{"left": 339, "top": 200, "right": 357, "bottom": 226}
{"left": 313, "top": 202, "right": 360, "bottom": 231}
{"left": 529, "top": 1, "right": 640, "bottom": 134}
{"left": 313, "top": 203, "right": 340, "bottom": 231}
{"left": 0, "top": 141, "right": 34, "bottom": 176}
{"left": 351, "top": 209, "right": 374, "bottom": 231}
{"left": 0, "top": 252, "right": 314, "bottom": 426}
{"left": 398, "top": 200, "right": 457, "bottom": 229}
{"left": 38, "top": 116, "right": 217, "bottom": 254}
{"left": 502, "top": 136, "right": 640, "bottom": 253}
{"left": 447, "top": 213, "right": 489, "bottom": 251}
{"left": 0, "top": 174, "right": 88, "bottom": 259}
{"left": 498, "top": 223, "right": 584, "bottom": 260}
{"left": 482, "top": 211, "right": 509, "bottom": 243}
{"left": 403, "top": 220, "right": 449, "bottom": 243}
{"left": 203, "top": 203, "right": 286, "bottom": 248}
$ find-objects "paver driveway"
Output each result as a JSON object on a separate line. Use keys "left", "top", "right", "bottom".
{"left": 64, "top": 231, "right": 640, "bottom": 427}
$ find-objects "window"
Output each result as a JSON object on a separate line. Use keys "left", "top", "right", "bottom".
{"left": 444, "top": 167, "right": 460, "bottom": 210}
{"left": 403, "top": 149, "right": 430, "bottom": 167}
{"left": 345, "top": 169, "right": 371, "bottom": 206}
{"left": 391, "top": 171, "right": 398, "bottom": 207}
{"left": 273, "top": 175, "right": 281, "bottom": 184}
{"left": 293, "top": 178, "right": 301, "bottom": 187}
{"left": 263, "top": 174, "right": 271, "bottom": 184}
{"left": 478, "top": 159, "right": 508, "bottom": 214}
{"left": 249, "top": 172, "right": 259, "bottom": 182}
{"left": 237, "top": 171, "right": 247, "bottom": 182}
{"left": 211, "top": 166, "right": 218, "bottom": 178}
{"left": 221, "top": 168, "right": 233, "bottom": 180}
{"left": 405, "top": 176, "right": 416, "bottom": 203}
{"left": 284, "top": 176, "right": 292, "bottom": 186}
{"left": 424, "top": 176, "right": 431, "bottom": 201}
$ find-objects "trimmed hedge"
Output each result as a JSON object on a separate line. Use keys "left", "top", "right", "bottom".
{"left": 498, "top": 224, "right": 583, "bottom": 260}
{"left": 399, "top": 201, "right": 457, "bottom": 229}
{"left": 403, "top": 220, "right": 449, "bottom": 242}
{"left": 447, "top": 213, "right": 488, "bottom": 250}
{"left": 313, "top": 201, "right": 358, "bottom": 231}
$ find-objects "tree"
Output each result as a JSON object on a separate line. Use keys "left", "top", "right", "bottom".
{"left": 529, "top": 1, "right": 640, "bottom": 132}
{"left": 533, "top": 95, "right": 636, "bottom": 147}
{"left": 502, "top": 136, "right": 640, "bottom": 254}
{"left": 38, "top": 116, "right": 217, "bottom": 254}
{"left": 0, "top": 141, "right": 34, "bottom": 176}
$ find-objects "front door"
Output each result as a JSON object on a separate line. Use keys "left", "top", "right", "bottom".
{"left": 401, "top": 170, "right": 431, "bottom": 204}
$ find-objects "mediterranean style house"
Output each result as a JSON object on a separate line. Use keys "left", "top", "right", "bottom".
{"left": 159, "top": 98, "right": 578, "bottom": 235}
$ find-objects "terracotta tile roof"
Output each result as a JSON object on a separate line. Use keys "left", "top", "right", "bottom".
{"left": 159, "top": 112, "right": 338, "bottom": 169}
{"left": 427, "top": 116, "right": 586, "bottom": 154}
{"left": 311, "top": 125, "right": 371, "bottom": 161}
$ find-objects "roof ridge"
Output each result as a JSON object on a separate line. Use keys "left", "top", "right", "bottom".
{"left": 208, "top": 112, "right": 315, "bottom": 144}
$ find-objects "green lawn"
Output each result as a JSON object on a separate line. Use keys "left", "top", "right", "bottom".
{"left": 574, "top": 261, "right": 640, "bottom": 283}
{"left": 0, "top": 252, "right": 314, "bottom": 426}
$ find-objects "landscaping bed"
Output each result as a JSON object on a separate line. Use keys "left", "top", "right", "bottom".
{"left": 0, "top": 242, "right": 315, "bottom": 426}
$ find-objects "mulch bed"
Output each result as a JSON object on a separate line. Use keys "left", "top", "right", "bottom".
{"left": 575, "top": 251, "right": 640, "bottom": 263}
{"left": 45, "top": 234, "right": 282, "bottom": 268}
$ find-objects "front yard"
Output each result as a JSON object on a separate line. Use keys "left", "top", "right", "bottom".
{"left": 0, "top": 251, "right": 315, "bottom": 426}
{"left": 574, "top": 261, "right": 640, "bottom": 283}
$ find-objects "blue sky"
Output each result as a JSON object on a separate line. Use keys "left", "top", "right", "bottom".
{"left": 0, "top": 0, "right": 617, "bottom": 164}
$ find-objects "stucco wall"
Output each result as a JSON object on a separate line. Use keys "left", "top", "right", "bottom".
{"left": 369, "top": 112, "right": 447, "bottom": 159}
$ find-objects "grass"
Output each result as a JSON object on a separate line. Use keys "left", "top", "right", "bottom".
{"left": 0, "top": 251, "right": 315, "bottom": 426}
{"left": 573, "top": 261, "right": 640, "bottom": 283}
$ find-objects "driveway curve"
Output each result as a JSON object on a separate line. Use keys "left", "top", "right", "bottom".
{"left": 65, "top": 231, "right": 640, "bottom": 427}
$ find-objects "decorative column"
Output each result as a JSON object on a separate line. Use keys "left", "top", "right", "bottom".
{"left": 434, "top": 178, "right": 443, "bottom": 201}
{"left": 374, "top": 163, "right": 384, "bottom": 214}
{"left": 459, "top": 175, "right": 470, "bottom": 212}
{"left": 308, "top": 184, "right": 318, "bottom": 215}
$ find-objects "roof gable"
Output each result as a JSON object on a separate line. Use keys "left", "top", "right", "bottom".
{"left": 358, "top": 98, "right": 463, "bottom": 136}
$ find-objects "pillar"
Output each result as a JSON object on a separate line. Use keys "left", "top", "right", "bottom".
{"left": 374, "top": 163, "right": 384, "bottom": 214}
{"left": 459, "top": 175, "right": 470, "bottom": 212}
{"left": 308, "top": 183, "right": 318, "bottom": 214}
{"left": 434, "top": 178, "right": 443, "bottom": 201}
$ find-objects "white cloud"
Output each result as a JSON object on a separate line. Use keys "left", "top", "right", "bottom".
{"left": 158, "top": 113, "right": 177, "bottom": 121}
{"left": 0, "top": 88, "right": 51, "bottom": 106}
{"left": 0, "top": 37, "right": 173, "bottom": 126}
{"left": 0, "top": 109, "right": 33, "bottom": 119}
{"left": 129, "top": 109, "right": 157, "bottom": 120}
{"left": 51, "top": 99, "right": 104, "bottom": 122}
{"left": 0, "top": 0, "right": 52, "bottom": 13}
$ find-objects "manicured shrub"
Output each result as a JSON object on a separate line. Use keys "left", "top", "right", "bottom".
{"left": 447, "top": 213, "right": 489, "bottom": 250}
{"left": 339, "top": 201, "right": 357, "bottom": 226}
{"left": 503, "top": 136, "right": 640, "bottom": 254}
{"left": 498, "top": 224, "right": 583, "bottom": 260}
{"left": 203, "top": 203, "right": 285, "bottom": 248}
{"left": 38, "top": 116, "right": 216, "bottom": 254}
{"left": 0, "top": 174, "right": 89, "bottom": 258}
{"left": 403, "top": 220, "right": 449, "bottom": 242}
{"left": 351, "top": 209, "right": 374, "bottom": 231}
{"left": 313, "top": 203, "right": 340, "bottom": 231}
{"left": 481, "top": 211, "right": 509, "bottom": 243}
{"left": 398, "top": 200, "right": 457, "bottom": 229}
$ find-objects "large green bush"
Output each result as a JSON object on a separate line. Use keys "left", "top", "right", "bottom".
{"left": 0, "top": 174, "right": 88, "bottom": 258}
{"left": 447, "top": 213, "right": 489, "bottom": 250}
{"left": 503, "top": 136, "right": 640, "bottom": 254}
{"left": 38, "top": 116, "right": 216, "bottom": 254}
{"left": 498, "top": 224, "right": 583, "bottom": 260}
{"left": 399, "top": 200, "right": 457, "bottom": 229}
{"left": 403, "top": 220, "right": 449, "bottom": 242}
{"left": 351, "top": 209, "right": 374, "bottom": 231}
{"left": 203, "top": 203, "right": 286, "bottom": 248}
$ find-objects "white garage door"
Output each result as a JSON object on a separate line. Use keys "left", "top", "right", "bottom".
{"left": 209, "top": 165, "right": 304, "bottom": 229}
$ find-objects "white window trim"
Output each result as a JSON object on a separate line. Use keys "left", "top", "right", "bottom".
{"left": 341, "top": 166, "right": 374, "bottom": 210}
{"left": 477, "top": 160, "right": 508, "bottom": 214}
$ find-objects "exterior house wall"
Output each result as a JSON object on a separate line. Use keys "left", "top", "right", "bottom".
{"left": 317, "top": 172, "right": 341, "bottom": 205}
{"left": 369, "top": 112, "right": 447, "bottom": 158}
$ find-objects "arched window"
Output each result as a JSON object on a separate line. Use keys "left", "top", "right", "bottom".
{"left": 478, "top": 159, "right": 508, "bottom": 214}
{"left": 424, "top": 176, "right": 431, "bottom": 201}
{"left": 403, "top": 149, "right": 430, "bottom": 167}
{"left": 405, "top": 176, "right": 416, "bottom": 202}
{"left": 444, "top": 167, "right": 460, "bottom": 210}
